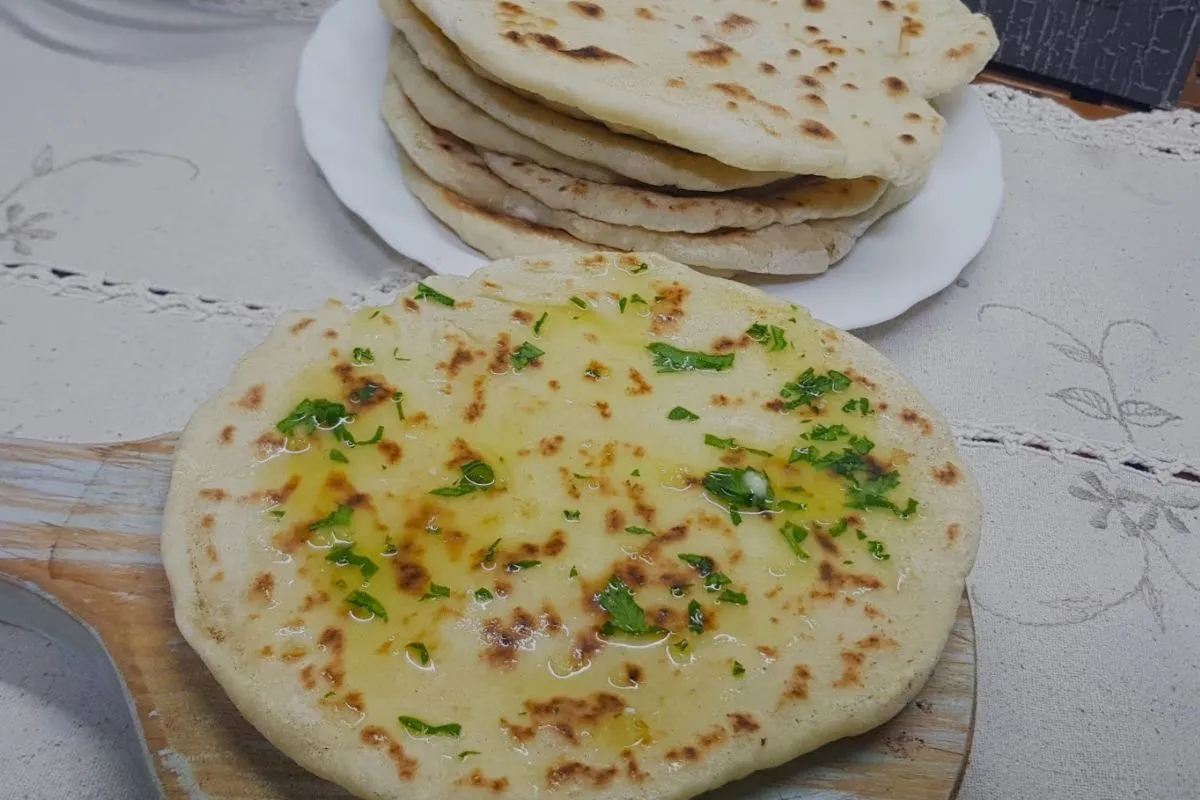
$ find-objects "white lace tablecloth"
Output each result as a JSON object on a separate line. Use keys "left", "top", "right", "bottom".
{"left": 2, "top": 3, "right": 1199, "bottom": 799}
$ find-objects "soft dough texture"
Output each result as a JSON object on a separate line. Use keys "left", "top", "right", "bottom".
{"left": 163, "top": 252, "right": 980, "bottom": 800}
{"left": 407, "top": 0, "right": 994, "bottom": 182}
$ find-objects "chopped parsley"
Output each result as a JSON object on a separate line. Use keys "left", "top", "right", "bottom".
{"left": 630, "top": 262, "right": 649, "bottom": 274}
{"left": 667, "top": 406, "right": 700, "bottom": 421}
{"left": 405, "top": 642, "right": 430, "bottom": 666}
{"left": 383, "top": 536, "right": 397, "bottom": 555}
{"left": 398, "top": 716, "right": 461, "bottom": 738}
{"left": 352, "top": 347, "right": 375, "bottom": 364}
{"left": 430, "top": 460, "right": 495, "bottom": 497}
{"left": 420, "top": 583, "right": 450, "bottom": 601}
{"left": 843, "top": 397, "right": 873, "bottom": 416}
{"left": 673, "top": 639, "right": 690, "bottom": 653}
{"left": 732, "top": 660, "right": 746, "bottom": 678}
{"left": 630, "top": 293, "right": 648, "bottom": 306}
{"left": 687, "top": 600, "right": 704, "bottom": 634}
{"left": 625, "top": 526, "right": 655, "bottom": 536}
{"left": 618, "top": 297, "right": 628, "bottom": 313}
{"left": 392, "top": 348, "right": 409, "bottom": 361}
{"left": 670, "top": 584, "right": 689, "bottom": 597}
{"left": 533, "top": 312, "right": 548, "bottom": 335}
{"left": 344, "top": 590, "right": 387, "bottom": 621}
{"left": 776, "top": 499, "right": 807, "bottom": 511}
{"left": 746, "top": 324, "right": 788, "bottom": 352}
{"left": 646, "top": 343, "right": 735, "bottom": 374}
{"left": 598, "top": 576, "right": 662, "bottom": 637}
{"left": 392, "top": 391, "right": 405, "bottom": 421}
{"left": 474, "top": 587, "right": 494, "bottom": 603}
{"left": 718, "top": 589, "right": 748, "bottom": 605}
{"left": 828, "top": 518, "right": 850, "bottom": 537}
{"left": 482, "top": 538, "right": 500, "bottom": 567}
{"left": 276, "top": 398, "right": 382, "bottom": 447}
{"left": 569, "top": 566, "right": 579, "bottom": 578}
{"left": 563, "top": 509, "right": 581, "bottom": 521}
{"left": 805, "top": 424, "right": 850, "bottom": 441}
{"left": 789, "top": 437, "right": 918, "bottom": 518}
{"left": 507, "top": 560, "right": 542, "bottom": 572}
{"left": 780, "top": 522, "right": 810, "bottom": 559}
{"left": 703, "top": 434, "right": 773, "bottom": 457}
{"left": 510, "top": 341, "right": 544, "bottom": 372}
{"left": 778, "top": 368, "right": 851, "bottom": 410}
{"left": 867, "top": 540, "right": 891, "bottom": 560}
{"left": 704, "top": 572, "right": 732, "bottom": 592}
{"left": 269, "top": 509, "right": 286, "bottom": 519}
{"left": 678, "top": 553, "right": 715, "bottom": 576}
{"left": 368, "top": 310, "right": 381, "bottom": 319}
{"left": 329, "top": 449, "right": 349, "bottom": 464}
{"left": 569, "top": 296, "right": 588, "bottom": 309}
{"left": 631, "top": 469, "right": 641, "bottom": 477}
{"left": 308, "top": 504, "right": 353, "bottom": 532}
{"left": 457, "top": 751, "right": 481, "bottom": 760}
{"left": 414, "top": 282, "right": 455, "bottom": 307}
{"left": 325, "top": 543, "right": 379, "bottom": 580}
{"left": 702, "top": 467, "right": 775, "bottom": 523}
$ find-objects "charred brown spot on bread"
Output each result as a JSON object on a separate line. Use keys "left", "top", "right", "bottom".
{"left": 237, "top": 384, "right": 264, "bottom": 410}
{"left": 456, "top": 769, "right": 510, "bottom": 792}
{"left": 814, "top": 561, "right": 884, "bottom": 598}
{"left": 799, "top": 119, "right": 835, "bottom": 140}
{"left": 402, "top": 297, "right": 420, "bottom": 313}
{"left": 489, "top": 332, "right": 513, "bottom": 373}
{"left": 718, "top": 12, "right": 754, "bottom": 32}
{"left": 814, "top": 530, "right": 840, "bottom": 555}
{"left": 605, "top": 508, "right": 626, "bottom": 533}
{"left": 933, "top": 462, "right": 960, "bottom": 485}
{"left": 394, "top": 561, "right": 431, "bottom": 597}
{"left": 438, "top": 343, "right": 475, "bottom": 378}
{"left": 650, "top": 282, "right": 689, "bottom": 334}
{"left": 905, "top": 112, "right": 923, "bottom": 122}
{"left": 289, "top": 317, "right": 315, "bottom": 334}
{"left": 200, "top": 513, "right": 215, "bottom": 531}
{"left": 815, "top": 61, "right": 837, "bottom": 75}
{"left": 377, "top": 439, "right": 402, "bottom": 465}
{"left": 511, "top": 31, "right": 631, "bottom": 63}
{"left": 803, "top": 92, "right": 828, "bottom": 108}
{"left": 863, "top": 603, "right": 885, "bottom": 620}
{"left": 624, "top": 481, "right": 656, "bottom": 524}
{"left": 511, "top": 309, "right": 534, "bottom": 325}
{"left": 594, "top": 401, "right": 612, "bottom": 419}
{"left": 483, "top": 606, "right": 559, "bottom": 669}
{"left": 518, "top": 692, "right": 627, "bottom": 745}
{"left": 342, "top": 692, "right": 365, "bottom": 713}
{"left": 625, "top": 368, "right": 653, "bottom": 396}
{"left": 446, "top": 437, "right": 486, "bottom": 470}
{"left": 758, "top": 61, "right": 778, "bottom": 75}
{"left": 299, "top": 664, "right": 316, "bottom": 688}
{"left": 728, "top": 712, "right": 761, "bottom": 733}
{"left": 259, "top": 645, "right": 273, "bottom": 658}
{"left": 635, "top": 6, "right": 655, "bottom": 20}
{"left": 248, "top": 571, "right": 274, "bottom": 603}
{"left": 360, "top": 726, "right": 418, "bottom": 780}
{"left": 689, "top": 38, "right": 738, "bottom": 67}
{"left": 856, "top": 633, "right": 899, "bottom": 651}
{"left": 540, "top": 435, "right": 565, "bottom": 455}
{"left": 879, "top": 0, "right": 896, "bottom": 8}
{"left": 834, "top": 651, "right": 866, "bottom": 688}
{"left": 568, "top": 0, "right": 603, "bottom": 18}
{"left": 842, "top": 82, "right": 859, "bottom": 91}
{"left": 546, "top": 760, "right": 618, "bottom": 789}
{"left": 322, "top": 328, "right": 338, "bottom": 340}
{"left": 901, "top": 16, "right": 925, "bottom": 37}
{"left": 548, "top": 379, "right": 561, "bottom": 391}
{"left": 318, "top": 627, "right": 346, "bottom": 656}
{"left": 281, "top": 643, "right": 307, "bottom": 663}
{"left": 946, "top": 523, "right": 961, "bottom": 544}
{"left": 199, "top": 488, "right": 227, "bottom": 502}
{"left": 803, "top": 0, "right": 825, "bottom": 8}
{"left": 784, "top": 664, "right": 813, "bottom": 701}
{"left": 900, "top": 408, "right": 933, "bottom": 435}
{"left": 611, "top": 560, "right": 648, "bottom": 589}
{"left": 665, "top": 745, "right": 699, "bottom": 763}
{"left": 218, "top": 425, "right": 235, "bottom": 445}
{"left": 666, "top": 76, "right": 685, "bottom": 88}
{"left": 899, "top": 133, "right": 917, "bottom": 145}
{"left": 464, "top": 375, "right": 488, "bottom": 423}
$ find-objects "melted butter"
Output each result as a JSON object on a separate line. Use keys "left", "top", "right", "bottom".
{"left": 250, "top": 270, "right": 910, "bottom": 787}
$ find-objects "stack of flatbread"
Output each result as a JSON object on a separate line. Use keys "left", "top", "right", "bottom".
{"left": 379, "top": 0, "right": 997, "bottom": 276}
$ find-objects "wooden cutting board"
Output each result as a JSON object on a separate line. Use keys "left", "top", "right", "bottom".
{"left": 0, "top": 434, "right": 976, "bottom": 799}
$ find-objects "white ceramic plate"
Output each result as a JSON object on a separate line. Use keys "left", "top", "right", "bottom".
{"left": 296, "top": 0, "right": 1004, "bottom": 330}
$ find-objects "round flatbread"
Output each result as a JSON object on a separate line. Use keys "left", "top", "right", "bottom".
{"left": 163, "top": 252, "right": 980, "bottom": 800}
{"left": 384, "top": 76, "right": 922, "bottom": 275}
{"left": 381, "top": 0, "right": 792, "bottom": 191}
{"left": 405, "top": 0, "right": 991, "bottom": 182}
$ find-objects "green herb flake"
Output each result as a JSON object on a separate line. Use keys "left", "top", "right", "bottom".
{"left": 678, "top": 553, "right": 715, "bottom": 577}
{"left": 482, "top": 538, "right": 501, "bottom": 567}
{"left": 625, "top": 526, "right": 655, "bottom": 537}
{"left": 533, "top": 312, "right": 548, "bottom": 335}
{"left": 420, "top": 583, "right": 451, "bottom": 601}
{"left": 630, "top": 262, "right": 649, "bottom": 274}
{"left": 673, "top": 639, "right": 690, "bottom": 653}
{"left": 563, "top": 509, "right": 581, "bottom": 521}
{"left": 704, "top": 572, "right": 732, "bottom": 593}
{"left": 778, "top": 368, "right": 852, "bottom": 410}
{"left": 687, "top": 600, "right": 704, "bottom": 634}
{"left": 352, "top": 347, "right": 375, "bottom": 364}
{"left": 598, "top": 576, "right": 662, "bottom": 637}
{"left": 329, "top": 449, "right": 349, "bottom": 464}
{"left": 431, "top": 459, "right": 496, "bottom": 497}
{"left": 667, "top": 406, "right": 700, "bottom": 421}
{"left": 704, "top": 433, "right": 736, "bottom": 450}
{"left": 732, "top": 660, "right": 746, "bottom": 678}
{"left": 780, "top": 521, "right": 810, "bottom": 560}
{"left": 647, "top": 343, "right": 735, "bottom": 374}
{"left": 746, "top": 324, "right": 788, "bottom": 352}
{"left": 405, "top": 642, "right": 430, "bottom": 666}
{"left": 269, "top": 509, "right": 286, "bottom": 519}
{"left": 867, "top": 540, "right": 891, "bottom": 561}
{"left": 702, "top": 467, "right": 775, "bottom": 523}
{"left": 776, "top": 499, "right": 807, "bottom": 512}
{"left": 383, "top": 536, "right": 397, "bottom": 555}
{"left": 457, "top": 751, "right": 481, "bottom": 760}
{"left": 510, "top": 341, "right": 545, "bottom": 372}
{"left": 828, "top": 518, "right": 850, "bottom": 537}
{"left": 344, "top": 590, "right": 387, "bottom": 621}
{"left": 414, "top": 282, "right": 455, "bottom": 307}
{"left": 618, "top": 297, "right": 628, "bottom": 314}
{"left": 569, "top": 566, "right": 579, "bottom": 578}
{"left": 670, "top": 584, "right": 689, "bottom": 598}
{"left": 718, "top": 589, "right": 748, "bottom": 605}
{"left": 276, "top": 398, "right": 384, "bottom": 448}
{"left": 843, "top": 397, "right": 873, "bottom": 416}
{"left": 631, "top": 469, "right": 641, "bottom": 477}
{"left": 857, "top": 530, "right": 868, "bottom": 540}
{"left": 569, "top": 296, "right": 588, "bottom": 309}
{"left": 398, "top": 716, "right": 461, "bottom": 738}
{"left": 392, "top": 348, "right": 410, "bottom": 361}
{"left": 630, "top": 293, "right": 648, "bottom": 305}
{"left": 308, "top": 504, "right": 353, "bottom": 532}
{"left": 334, "top": 578, "right": 347, "bottom": 589}
{"left": 805, "top": 424, "right": 850, "bottom": 441}
{"left": 326, "top": 544, "right": 380, "bottom": 580}
{"left": 474, "top": 587, "right": 494, "bottom": 603}
{"left": 368, "top": 310, "right": 381, "bottom": 319}
{"left": 392, "top": 391, "right": 405, "bottom": 421}
{"left": 507, "top": 560, "right": 542, "bottom": 573}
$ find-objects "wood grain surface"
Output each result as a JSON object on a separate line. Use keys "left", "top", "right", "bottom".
{"left": 0, "top": 434, "right": 976, "bottom": 799}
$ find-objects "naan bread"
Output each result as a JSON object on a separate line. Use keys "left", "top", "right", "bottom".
{"left": 481, "top": 152, "right": 887, "bottom": 234}
{"left": 384, "top": 77, "right": 922, "bottom": 275}
{"left": 406, "top": 0, "right": 991, "bottom": 182}
{"left": 382, "top": 0, "right": 792, "bottom": 191}
{"left": 163, "top": 252, "right": 979, "bottom": 800}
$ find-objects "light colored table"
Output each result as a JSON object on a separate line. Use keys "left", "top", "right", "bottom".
{"left": 2, "top": 2, "right": 1199, "bottom": 798}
